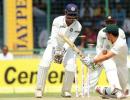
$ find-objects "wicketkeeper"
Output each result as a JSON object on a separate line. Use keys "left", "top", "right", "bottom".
{"left": 35, "top": 3, "right": 82, "bottom": 98}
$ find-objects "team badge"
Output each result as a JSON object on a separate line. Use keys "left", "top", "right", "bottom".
{"left": 70, "top": 28, "right": 73, "bottom": 32}
{"left": 71, "top": 7, "right": 75, "bottom": 11}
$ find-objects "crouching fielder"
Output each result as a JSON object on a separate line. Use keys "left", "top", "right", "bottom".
{"left": 82, "top": 24, "right": 128, "bottom": 99}
{"left": 35, "top": 3, "right": 82, "bottom": 98}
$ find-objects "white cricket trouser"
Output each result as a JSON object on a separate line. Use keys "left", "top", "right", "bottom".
{"left": 103, "top": 59, "right": 122, "bottom": 90}
{"left": 86, "top": 58, "right": 126, "bottom": 91}
{"left": 116, "top": 66, "right": 128, "bottom": 92}
{"left": 36, "top": 44, "right": 76, "bottom": 92}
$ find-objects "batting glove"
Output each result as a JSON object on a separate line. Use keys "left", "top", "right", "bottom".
{"left": 82, "top": 57, "right": 103, "bottom": 70}
{"left": 81, "top": 56, "right": 94, "bottom": 66}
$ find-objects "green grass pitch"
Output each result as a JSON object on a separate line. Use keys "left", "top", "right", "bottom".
{"left": 0, "top": 93, "right": 130, "bottom": 100}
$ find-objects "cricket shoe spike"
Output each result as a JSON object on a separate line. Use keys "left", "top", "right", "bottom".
{"left": 35, "top": 89, "right": 43, "bottom": 98}
{"left": 61, "top": 91, "right": 72, "bottom": 98}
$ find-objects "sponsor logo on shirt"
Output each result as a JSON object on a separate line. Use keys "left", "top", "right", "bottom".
{"left": 60, "top": 26, "right": 66, "bottom": 28}
{"left": 75, "top": 30, "right": 80, "bottom": 33}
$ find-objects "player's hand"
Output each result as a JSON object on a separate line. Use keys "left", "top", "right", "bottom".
{"left": 53, "top": 46, "right": 66, "bottom": 64}
{"left": 81, "top": 57, "right": 103, "bottom": 70}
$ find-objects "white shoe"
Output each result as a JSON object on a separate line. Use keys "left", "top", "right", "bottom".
{"left": 126, "top": 93, "right": 130, "bottom": 97}
{"left": 95, "top": 86, "right": 110, "bottom": 99}
{"left": 61, "top": 92, "right": 71, "bottom": 98}
{"left": 35, "top": 89, "right": 43, "bottom": 98}
{"left": 116, "top": 90, "right": 126, "bottom": 99}
{"left": 95, "top": 86, "right": 105, "bottom": 95}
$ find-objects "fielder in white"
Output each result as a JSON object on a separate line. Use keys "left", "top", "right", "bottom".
{"left": 35, "top": 3, "right": 82, "bottom": 98}
{"left": 84, "top": 16, "right": 126, "bottom": 93}
{"left": 83, "top": 24, "right": 128, "bottom": 99}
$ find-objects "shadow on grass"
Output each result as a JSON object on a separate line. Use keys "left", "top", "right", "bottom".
{"left": 0, "top": 92, "right": 98, "bottom": 98}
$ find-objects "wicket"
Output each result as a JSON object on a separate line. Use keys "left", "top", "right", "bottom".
{"left": 74, "top": 56, "right": 90, "bottom": 98}
{"left": 74, "top": 54, "right": 79, "bottom": 97}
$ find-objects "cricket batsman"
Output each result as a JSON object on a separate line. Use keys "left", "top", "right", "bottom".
{"left": 82, "top": 24, "right": 128, "bottom": 99}
{"left": 35, "top": 3, "right": 82, "bottom": 98}
{"left": 83, "top": 16, "right": 127, "bottom": 93}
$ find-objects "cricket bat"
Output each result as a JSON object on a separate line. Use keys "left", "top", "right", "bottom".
{"left": 59, "top": 33, "right": 102, "bottom": 69}
{"left": 59, "top": 33, "right": 86, "bottom": 97}
{"left": 59, "top": 33, "right": 85, "bottom": 59}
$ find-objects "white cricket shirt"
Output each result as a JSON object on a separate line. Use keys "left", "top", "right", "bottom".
{"left": 0, "top": 53, "right": 14, "bottom": 60}
{"left": 47, "top": 15, "right": 82, "bottom": 49}
{"left": 96, "top": 27, "right": 126, "bottom": 54}
{"left": 111, "top": 37, "right": 128, "bottom": 68}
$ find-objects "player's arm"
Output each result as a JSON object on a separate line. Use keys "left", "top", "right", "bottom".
{"left": 49, "top": 18, "right": 61, "bottom": 46}
{"left": 63, "top": 24, "right": 82, "bottom": 50}
{"left": 93, "top": 50, "right": 115, "bottom": 64}
{"left": 96, "top": 29, "right": 106, "bottom": 54}
{"left": 94, "top": 42, "right": 122, "bottom": 64}
{"left": 82, "top": 40, "right": 122, "bottom": 69}
{"left": 50, "top": 18, "right": 67, "bottom": 64}
{"left": 81, "top": 50, "right": 115, "bottom": 70}
{"left": 96, "top": 29, "right": 110, "bottom": 55}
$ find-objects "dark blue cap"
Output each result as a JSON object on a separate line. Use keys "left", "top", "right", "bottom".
{"left": 65, "top": 3, "right": 78, "bottom": 16}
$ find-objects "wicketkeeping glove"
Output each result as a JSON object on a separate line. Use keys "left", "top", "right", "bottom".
{"left": 53, "top": 46, "right": 66, "bottom": 64}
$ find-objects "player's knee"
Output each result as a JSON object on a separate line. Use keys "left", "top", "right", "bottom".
{"left": 65, "top": 64, "right": 76, "bottom": 72}
{"left": 39, "top": 62, "right": 50, "bottom": 68}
